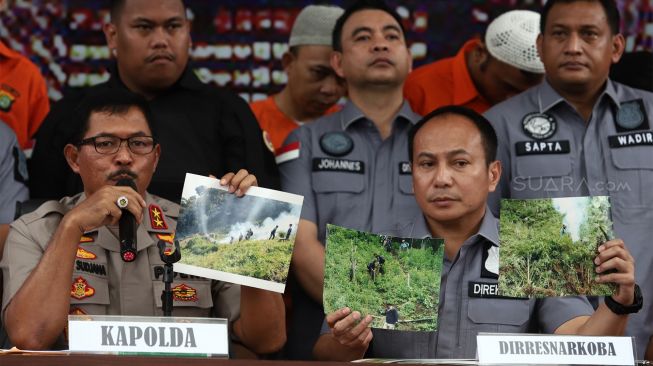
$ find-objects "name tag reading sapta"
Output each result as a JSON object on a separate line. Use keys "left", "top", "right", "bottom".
{"left": 68, "top": 315, "right": 228, "bottom": 357}
{"left": 477, "top": 333, "right": 635, "bottom": 366}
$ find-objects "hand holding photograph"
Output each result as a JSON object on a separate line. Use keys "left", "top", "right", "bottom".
{"left": 498, "top": 196, "right": 615, "bottom": 298}
{"left": 174, "top": 173, "right": 303, "bottom": 293}
{"left": 324, "top": 224, "right": 444, "bottom": 332}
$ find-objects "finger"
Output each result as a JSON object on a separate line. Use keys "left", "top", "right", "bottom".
{"left": 235, "top": 174, "right": 257, "bottom": 197}
{"left": 335, "top": 314, "right": 372, "bottom": 344}
{"left": 332, "top": 311, "right": 362, "bottom": 337}
{"left": 595, "top": 246, "right": 633, "bottom": 267}
{"left": 596, "top": 272, "right": 635, "bottom": 286}
{"left": 113, "top": 186, "right": 147, "bottom": 207}
{"left": 326, "top": 307, "right": 351, "bottom": 328}
{"left": 597, "top": 239, "right": 625, "bottom": 253}
{"left": 596, "top": 255, "right": 633, "bottom": 275}
{"left": 219, "top": 172, "right": 235, "bottom": 188}
{"left": 229, "top": 169, "right": 250, "bottom": 194}
{"left": 344, "top": 326, "right": 373, "bottom": 348}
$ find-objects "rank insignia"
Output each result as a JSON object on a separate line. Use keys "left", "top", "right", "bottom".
{"left": 172, "top": 284, "right": 198, "bottom": 302}
{"left": 69, "top": 307, "right": 87, "bottom": 315}
{"left": 70, "top": 276, "right": 95, "bottom": 299}
{"left": 76, "top": 247, "right": 97, "bottom": 260}
{"left": 0, "top": 89, "right": 15, "bottom": 112}
{"left": 522, "top": 113, "right": 557, "bottom": 140}
{"left": 79, "top": 235, "right": 94, "bottom": 243}
{"left": 319, "top": 131, "right": 354, "bottom": 157}
{"left": 149, "top": 204, "right": 168, "bottom": 230}
{"left": 157, "top": 233, "right": 175, "bottom": 243}
{"left": 615, "top": 99, "right": 649, "bottom": 132}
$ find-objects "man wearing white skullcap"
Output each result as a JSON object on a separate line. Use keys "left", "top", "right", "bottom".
{"left": 404, "top": 9, "right": 544, "bottom": 115}
{"left": 250, "top": 5, "right": 346, "bottom": 152}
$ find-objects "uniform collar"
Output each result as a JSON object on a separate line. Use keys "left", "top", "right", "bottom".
{"left": 538, "top": 78, "right": 621, "bottom": 113}
{"left": 406, "top": 207, "right": 499, "bottom": 247}
{"left": 74, "top": 192, "right": 175, "bottom": 253}
{"left": 107, "top": 62, "right": 205, "bottom": 93}
{"left": 339, "top": 99, "right": 420, "bottom": 130}
{"left": 452, "top": 38, "right": 484, "bottom": 106}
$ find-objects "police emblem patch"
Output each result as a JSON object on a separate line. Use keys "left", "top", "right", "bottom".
{"left": 70, "top": 276, "right": 95, "bottom": 299}
{"left": 521, "top": 113, "right": 557, "bottom": 140}
{"left": 615, "top": 99, "right": 648, "bottom": 132}
{"left": 172, "top": 284, "right": 198, "bottom": 302}
{"left": 0, "top": 90, "right": 14, "bottom": 112}
{"left": 319, "top": 132, "right": 354, "bottom": 157}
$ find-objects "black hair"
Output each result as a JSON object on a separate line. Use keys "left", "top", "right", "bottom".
{"left": 110, "top": 0, "right": 187, "bottom": 22}
{"left": 408, "top": 105, "right": 498, "bottom": 166}
{"left": 70, "top": 89, "right": 157, "bottom": 144}
{"left": 540, "top": 0, "right": 620, "bottom": 35}
{"left": 332, "top": 0, "right": 406, "bottom": 52}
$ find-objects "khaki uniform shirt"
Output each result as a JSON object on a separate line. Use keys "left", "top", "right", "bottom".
{"left": 1, "top": 192, "right": 240, "bottom": 348}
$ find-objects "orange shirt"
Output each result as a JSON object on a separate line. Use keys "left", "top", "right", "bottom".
{"left": 0, "top": 41, "right": 50, "bottom": 149}
{"left": 404, "top": 39, "right": 491, "bottom": 116}
{"left": 250, "top": 95, "right": 339, "bottom": 153}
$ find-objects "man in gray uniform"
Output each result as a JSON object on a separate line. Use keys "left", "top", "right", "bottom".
{"left": 0, "top": 120, "right": 28, "bottom": 246}
{"left": 315, "top": 106, "right": 638, "bottom": 361}
{"left": 485, "top": 0, "right": 653, "bottom": 357}
{"left": 278, "top": 0, "right": 421, "bottom": 359}
{"left": 1, "top": 90, "right": 285, "bottom": 356}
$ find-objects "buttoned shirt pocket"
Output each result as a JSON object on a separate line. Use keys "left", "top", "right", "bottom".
{"left": 153, "top": 280, "right": 214, "bottom": 317}
{"left": 514, "top": 155, "right": 573, "bottom": 198}
{"left": 609, "top": 146, "right": 653, "bottom": 220}
{"left": 69, "top": 274, "right": 110, "bottom": 313}
{"left": 467, "top": 297, "right": 531, "bottom": 330}
{"left": 312, "top": 171, "right": 365, "bottom": 227}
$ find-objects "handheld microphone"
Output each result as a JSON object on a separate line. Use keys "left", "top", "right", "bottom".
{"left": 117, "top": 178, "right": 137, "bottom": 262}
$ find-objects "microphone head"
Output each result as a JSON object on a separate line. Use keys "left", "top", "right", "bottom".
{"left": 116, "top": 178, "right": 137, "bottom": 190}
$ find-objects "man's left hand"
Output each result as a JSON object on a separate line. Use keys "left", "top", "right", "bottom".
{"left": 220, "top": 169, "right": 257, "bottom": 197}
{"left": 595, "top": 239, "right": 635, "bottom": 305}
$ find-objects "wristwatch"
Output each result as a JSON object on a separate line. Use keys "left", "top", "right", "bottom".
{"left": 605, "top": 284, "right": 643, "bottom": 315}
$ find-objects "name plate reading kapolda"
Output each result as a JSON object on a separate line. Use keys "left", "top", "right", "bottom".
{"left": 68, "top": 315, "right": 228, "bottom": 357}
{"left": 477, "top": 333, "right": 635, "bottom": 365}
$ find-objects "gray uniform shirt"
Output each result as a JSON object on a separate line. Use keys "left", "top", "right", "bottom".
{"left": 485, "top": 79, "right": 653, "bottom": 358}
{"left": 321, "top": 211, "right": 594, "bottom": 359}
{"left": 0, "top": 121, "right": 28, "bottom": 223}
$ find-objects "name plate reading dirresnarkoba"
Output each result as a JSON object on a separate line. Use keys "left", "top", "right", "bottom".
{"left": 477, "top": 333, "right": 635, "bottom": 365}
{"left": 68, "top": 315, "right": 228, "bottom": 357}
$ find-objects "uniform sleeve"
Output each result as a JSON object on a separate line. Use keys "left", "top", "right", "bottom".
{"left": 485, "top": 108, "right": 513, "bottom": 217}
{"left": 217, "top": 91, "right": 280, "bottom": 190}
{"left": 0, "top": 128, "right": 28, "bottom": 223}
{"left": 536, "top": 296, "right": 593, "bottom": 334}
{"left": 0, "top": 218, "right": 47, "bottom": 323}
{"left": 211, "top": 280, "right": 241, "bottom": 323}
{"left": 278, "top": 127, "right": 317, "bottom": 224}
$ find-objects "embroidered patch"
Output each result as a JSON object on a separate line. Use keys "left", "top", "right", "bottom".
{"left": 156, "top": 233, "right": 175, "bottom": 243}
{"left": 319, "top": 131, "right": 354, "bottom": 157}
{"left": 615, "top": 99, "right": 648, "bottom": 132}
{"left": 521, "top": 113, "right": 557, "bottom": 140}
{"left": 69, "top": 307, "right": 88, "bottom": 315}
{"left": 608, "top": 131, "right": 653, "bottom": 148}
{"left": 75, "top": 260, "right": 107, "bottom": 276}
{"left": 79, "top": 236, "right": 94, "bottom": 243}
{"left": 312, "top": 158, "right": 364, "bottom": 174}
{"left": 76, "top": 247, "right": 97, "bottom": 260}
{"left": 0, "top": 89, "right": 15, "bottom": 112}
{"left": 275, "top": 141, "right": 300, "bottom": 164}
{"left": 515, "top": 140, "right": 571, "bottom": 156}
{"left": 172, "top": 284, "right": 198, "bottom": 302}
{"left": 149, "top": 204, "right": 168, "bottom": 230}
{"left": 398, "top": 162, "right": 412, "bottom": 175}
{"left": 70, "top": 276, "right": 95, "bottom": 299}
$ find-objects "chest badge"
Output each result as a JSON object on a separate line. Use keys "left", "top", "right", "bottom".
{"left": 319, "top": 131, "right": 354, "bottom": 157}
{"left": 172, "top": 284, "right": 198, "bottom": 302}
{"left": 70, "top": 276, "right": 95, "bottom": 299}
{"left": 76, "top": 247, "right": 97, "bottom": 260}
{"left": 0, "top": 89, "right": 15, "bottom": 112}
{"left": 522, "top": 113, "right": 557, "bottom": 140}
{"left": 616, "top": 99, "right": 648, "bottom": 131}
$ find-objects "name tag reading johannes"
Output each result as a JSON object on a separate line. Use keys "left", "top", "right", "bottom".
{"left": 477, "top": 333, "right": 635, "bottom": 365}
{"left": 68, "top": 315, "right": 228, "bottom": 357}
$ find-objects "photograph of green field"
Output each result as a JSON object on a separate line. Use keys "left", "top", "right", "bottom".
{"left": 498, "top": 196, "right": 615, "bottom": 298}
{"left": 324, "top": 224, "right": 444, "bottom": 332}
{"left": 174, "top": 173, "right": 302, "bottom": 292}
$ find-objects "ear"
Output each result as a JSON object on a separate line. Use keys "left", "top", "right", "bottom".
{"left": 474, "top": 42, "right": 489, "bottom": 65}
{"left": 331, "top": 51, "right": 345, "bottom": 79}
{"left": 536, "top": 33, "right": 544, "bottom": 63}
{"left": 487, "top": 160, "right": 502, "bottom": 193}
{"left": 611, "top": 33, "right": 625, "bottom": 64}
{"left": 407, "top": 47, "right": 413, "bottom": 74}
{"left": 104, "top": 22, "right": 118, "bottom": 52}
{"left": 281, "top": 51, "right": 295, "bottom": 72}
{"left": 152, "top": 144, "right": 161, "bottom": 172}
{"left": 64, "top": 144, "right": 82, "bottom": 175}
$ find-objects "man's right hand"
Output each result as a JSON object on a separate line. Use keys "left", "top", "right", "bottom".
{"left": 326, "top": 307, "right": 374, "bottom": 350}
{"left": 64, "top": 185, "right": 147, "bottom": 234}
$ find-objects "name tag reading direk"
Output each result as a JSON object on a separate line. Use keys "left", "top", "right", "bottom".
{"left": 477, "top": 333, "right": 635, "bottom": 365}
{"left": 68, "top": 315, "right": 228, "bottom": 357}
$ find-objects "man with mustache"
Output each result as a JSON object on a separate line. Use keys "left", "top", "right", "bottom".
{"left": 250, "top": 5, "right": 346, "bottom": 153}
{"left": 484, "top": 0, "right": 653, "bottom": 358}
{"left": 278, "top": 0, "right": 421, "bottom": 359}
{"left": 315, "top": 105, "right": 637, "bottom": 360}
{"left": 29, "top": 0, "right": 279, "bottom": 202}
{"left": 0, "top": 90, "right": 286, "bottom": 356}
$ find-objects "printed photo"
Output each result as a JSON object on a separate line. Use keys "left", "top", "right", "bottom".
{"left": 498, "top": 196, "right": 615, "bottom": 298}
{"left": 324, "top": 225, "right": 444, "bottom": 331}
{"left": 174, "top": 173, "right": 303, "bottom": 293}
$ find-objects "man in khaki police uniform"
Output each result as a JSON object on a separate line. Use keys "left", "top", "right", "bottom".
{"left": 0, "top": 90, "right": 285, "bottom": 356}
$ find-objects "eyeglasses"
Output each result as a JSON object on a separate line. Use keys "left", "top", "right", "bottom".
{"left": 77, "top": 135, "right": 157, "bottom": 155}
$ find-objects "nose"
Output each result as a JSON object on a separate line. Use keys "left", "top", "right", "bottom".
{"left": 564, "top": 32, "right": 582, "bottom": 55}
{"left": 320, "top": 75, "right": 344, "bottom": 97}
{"left": 433, "top": 165, "right": 453, "bottom": 188}
{"left": 150, "top": 26, "right": 169, "bottom": 49}
{"left": 114, "top": 142, "right": 134, "bottom": 166}
{"left": 372, "top": 34, "right": 389, "bottom": 52}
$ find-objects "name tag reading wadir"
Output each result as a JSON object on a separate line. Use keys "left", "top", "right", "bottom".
{"left": 68, "top": 315, "right": 228, "bottom": 357}
{"left": 477, "top": 333, "right": 635, "bottom": 365}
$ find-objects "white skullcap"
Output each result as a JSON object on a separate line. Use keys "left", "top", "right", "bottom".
{"left": 288, "top": 5, "right": 344, "bottom": 47}
{"left": 485, "top": 10, "right": 544, "bottom": 74}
